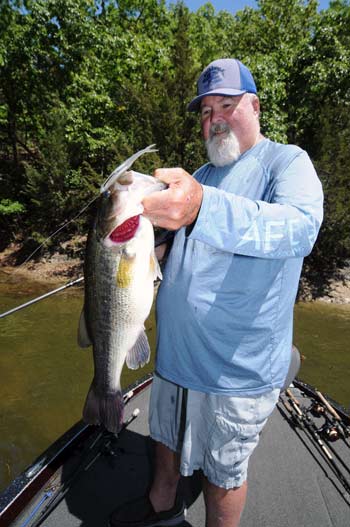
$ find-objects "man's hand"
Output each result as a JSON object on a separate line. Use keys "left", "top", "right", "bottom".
{"left": 142, "top": 168, "right": 203, "bottom": 230}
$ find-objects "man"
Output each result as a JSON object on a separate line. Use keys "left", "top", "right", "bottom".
{"left": 110, "top": 58, "right": 323, "bottom": 527}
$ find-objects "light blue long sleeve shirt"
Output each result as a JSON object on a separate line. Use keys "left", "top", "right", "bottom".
{"left": 156, "top": 139, "right": 323, "bottom": 395}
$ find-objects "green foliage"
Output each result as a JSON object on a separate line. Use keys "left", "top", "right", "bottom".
{"left": 0, "top": 199, "right": 25, "bottom": 215}
{"left": 0, "top": 0, "right": 349, "bottom": 294}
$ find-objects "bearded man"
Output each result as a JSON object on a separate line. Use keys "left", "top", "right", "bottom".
{"left": 110, "top": 58, "right": 323, "bottom": 527}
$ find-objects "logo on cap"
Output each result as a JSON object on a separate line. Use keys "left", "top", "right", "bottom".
{"left": 202, "top": 66, "right": 225, "bottom": 90}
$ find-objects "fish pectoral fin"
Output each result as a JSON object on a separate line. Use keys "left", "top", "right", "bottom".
{"left": 151, "top": 250, "right": 162, "bottom": 281}
{"left": 78, "top": 308, "right": 92, "bottom": 348}
{"left": 126, "top": 329, "right": 151, "bottom": 369}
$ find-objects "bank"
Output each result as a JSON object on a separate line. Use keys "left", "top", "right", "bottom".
{"left": 1, "top": 240, "right": 350, "bottom": 305}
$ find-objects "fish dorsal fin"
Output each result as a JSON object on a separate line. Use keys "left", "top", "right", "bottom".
{"left": 78, "top": 308, "right": 92, "bottom": 348}
{"left": 126, "top": 328, "right": 151, "bottom": 369}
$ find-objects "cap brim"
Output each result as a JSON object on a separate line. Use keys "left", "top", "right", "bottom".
{"left": 187, "top": 88, "right": 247, "bottom": 112}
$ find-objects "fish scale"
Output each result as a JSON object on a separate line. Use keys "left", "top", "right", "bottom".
{"left": 78, "top": 149, "right": 165, "bottom": 434}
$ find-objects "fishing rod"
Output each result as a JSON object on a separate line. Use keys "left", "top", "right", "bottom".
{"left": 25, "top": 403, "right": 141, "bottom": 527}
{"left": 297, "top": 397, "right": 350, "bottom": 477}
{"left": 0, "top": 277, "right": 84, "bottom": 319}
{"left": 17, "top": 145, "right": 158, "bottom": 270}
{"left": 313, "top": 389, "right": 350, "bottom": 447}
{"left": 278, "top": 398, "right": 350, "bottom": 506}
{"left": 284, "top": 389, "right": 350, "bottom": 496}
{"left": 309, "top": 399, "right": 350, "bottom": 445}
{"left": 0, "top": 229, "right": 171, "bottom": 321}
{"left": 296, "top": 387, "right": 350, "bottom": 454}
{"left": 315, "top": 421, "right": 350, "bottom": 477}
{"left": 1, "top": 147, "right": 172, "bottom": 322}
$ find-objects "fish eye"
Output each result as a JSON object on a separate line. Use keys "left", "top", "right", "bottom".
{"left": 102, "top": 190, "right": 111, "bottom": 198}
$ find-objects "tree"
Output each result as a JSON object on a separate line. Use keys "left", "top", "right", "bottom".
{"left": 1, "top": 0, "right": 349, "bottom": 295}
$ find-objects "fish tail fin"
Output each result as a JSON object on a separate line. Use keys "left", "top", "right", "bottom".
{"left": 126, "top": 328, "right": 151, "bottom": 370}
{"left": 83, "top": 384, "right": 124, "bottom": 433}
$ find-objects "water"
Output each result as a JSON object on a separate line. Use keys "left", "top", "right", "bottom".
{"left": 293, "top": 301, "right": 350, "bottom": 406}
{"left": 0, "top": 271, "right": 349, "bottom": 493}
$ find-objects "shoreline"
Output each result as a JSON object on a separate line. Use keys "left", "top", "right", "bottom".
{"left": 0, "top": 258, "right": 83, "bottom": 286}
{"left": 299, "top": 278, "right": 350, "bottom": 305}
{"left": 0, "top": 240, "right": 85, "bottom": 288}
{"left": 1, "top": 243, "right": 350, "bottom": 305}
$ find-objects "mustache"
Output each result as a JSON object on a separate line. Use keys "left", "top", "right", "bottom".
{"left": 209, "top": 122, "right": 231, "bottom": 137}
{"left": 205, "top": 126, "right": 240, "bottom": 167}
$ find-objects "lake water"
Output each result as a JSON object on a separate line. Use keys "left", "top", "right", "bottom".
{"left": 0, "top": 270, "right": 349, "bottom": 493}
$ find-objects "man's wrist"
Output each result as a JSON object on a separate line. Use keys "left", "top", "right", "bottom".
{"left": 185, "top": 183, "right": 203, "bottom": 236}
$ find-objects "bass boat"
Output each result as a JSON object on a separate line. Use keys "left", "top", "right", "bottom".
{"left": 1, "top": 373, "right": 349, "bottom": 527}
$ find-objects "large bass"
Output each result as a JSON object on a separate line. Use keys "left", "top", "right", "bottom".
{"left": 78, "top": 146, "right": 165, "bottom": 433}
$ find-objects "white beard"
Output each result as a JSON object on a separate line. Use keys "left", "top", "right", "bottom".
{"left": 205, "top": 123, "right": 241, "bottom": 167}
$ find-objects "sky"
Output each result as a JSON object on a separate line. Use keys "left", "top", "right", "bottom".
{"left": 181, "top": 0, "right": 331, "bottom": 15}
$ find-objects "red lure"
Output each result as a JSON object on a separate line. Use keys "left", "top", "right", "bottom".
{"left": 109, "top": 215, "right": 140, "bottom": 243}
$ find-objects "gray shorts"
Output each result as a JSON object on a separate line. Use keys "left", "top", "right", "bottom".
{"left": 149, "top": 374, "right": 279, "bottom": 489}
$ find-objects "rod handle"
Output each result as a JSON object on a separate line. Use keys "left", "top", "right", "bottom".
{"left": 315, "top": 390, "right": 342, "bottom": 422}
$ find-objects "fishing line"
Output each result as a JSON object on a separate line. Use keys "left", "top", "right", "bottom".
{"left": 15, "top": 144, "right": 158, "bottom": 270}
{"left": 16, "top": 194, "right": 99, "bottom": 269}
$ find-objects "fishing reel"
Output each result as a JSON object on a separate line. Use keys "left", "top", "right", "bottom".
{"left": 307, "top": 402, "right": 339, "bottom": 441}
{"left": 309, "top": 399, "right": 350, "bottom": 443}
{"left": 309, "top": 401, "right": 326, "bottom": 417}
{"left": 317, "top": 422, "right": 339, "bottom": 442}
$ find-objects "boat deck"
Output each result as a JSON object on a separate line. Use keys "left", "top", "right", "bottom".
{"left": 7, "top": 383, "right": 350, "bottom": 527}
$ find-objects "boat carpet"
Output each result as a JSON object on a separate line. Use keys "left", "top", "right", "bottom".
{"left": 15, "top": 385, "right": 350, "bottom": 527}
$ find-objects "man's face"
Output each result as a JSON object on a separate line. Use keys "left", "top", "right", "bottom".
{"left": 200, "top": 94, "right": 260, "bottom": 165}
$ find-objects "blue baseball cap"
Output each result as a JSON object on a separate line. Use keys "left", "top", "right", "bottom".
{"left": 188, "top": 58, "right": 257, "bottom": 112}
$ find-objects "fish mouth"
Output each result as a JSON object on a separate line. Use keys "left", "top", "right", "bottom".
{"left": 108, "top": 215, "right": 140, "bottom": 244}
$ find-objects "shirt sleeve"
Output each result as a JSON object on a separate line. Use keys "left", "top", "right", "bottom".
{"left": 188, "top": 151, "right": 324, "bottom": 258}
